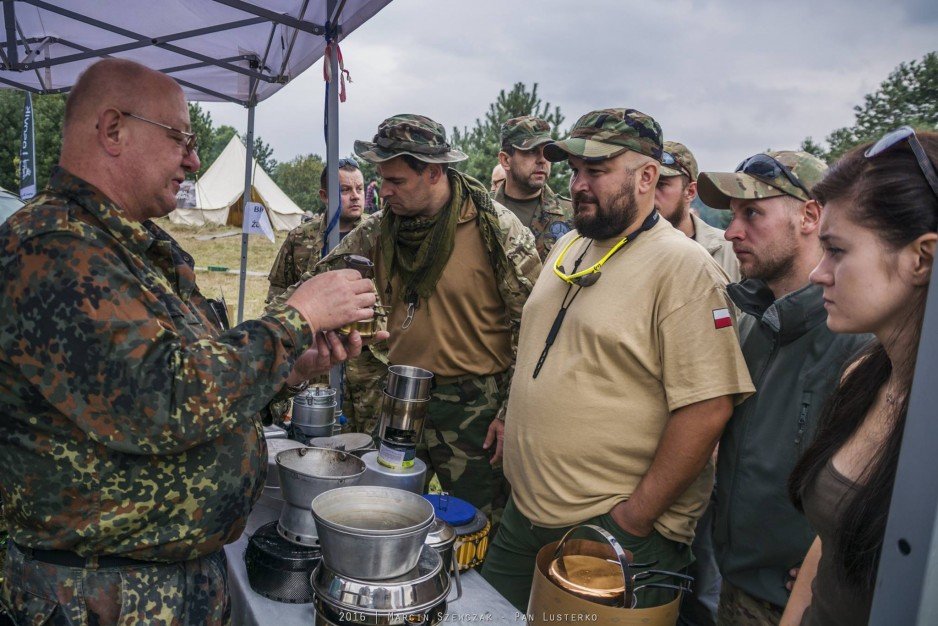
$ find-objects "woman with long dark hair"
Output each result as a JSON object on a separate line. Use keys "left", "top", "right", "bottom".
{"left": 781, "top": 128, "right": 938, "bottom": 625}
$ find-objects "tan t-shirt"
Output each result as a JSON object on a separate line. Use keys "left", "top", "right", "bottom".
{"left": 377, "top": 199, "right": 513, "bottom": 378}
{"left": 504, "top": 218, "right": 754, "bottom": 544}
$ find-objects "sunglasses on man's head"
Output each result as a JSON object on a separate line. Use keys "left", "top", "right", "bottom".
{"left": 337, "top": 157, "right": 360, "bottom": 169}
{"left": 865, "top": 126, "right": 938, "bottom": 199}
{"left": 735, "top": 153, "right": 813, "bottom": 201}
{"left": 661, "top": 151, "right": 690, "bottom": 178}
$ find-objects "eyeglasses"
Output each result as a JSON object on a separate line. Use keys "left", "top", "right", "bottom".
{"left": 661, "top": 151, "right": 690, "bottom": 178}
{"left": 337, "top": 157, "right": 360, "bottom": 169}
{"left": 865, "top": 126, "right": 938, "bottom": 199}
{"left": 735, "top": 153, "right": 813, "bottom": 201}
{"left": 121, "top": 111, "right": 197, "bottom": 154}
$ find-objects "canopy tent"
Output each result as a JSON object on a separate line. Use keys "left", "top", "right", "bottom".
{"left": 170, "top": 134, "right": 305, "bottom": 231}
{"left": 0, "top": 0, "right": 391, "bottom": 322}
{"left": 0, "top": 0, "right": 388, "bottom": 106}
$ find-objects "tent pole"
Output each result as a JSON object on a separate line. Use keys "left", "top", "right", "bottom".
{"left": 325, "top": 0, "right": 343, "bottom": 402}
{"left": 236, "top": 95, "right": 256, "bottom": 324}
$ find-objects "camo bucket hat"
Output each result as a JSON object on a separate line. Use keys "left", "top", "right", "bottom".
{"left": 354, "top": 114, "right": 467, "bottom": 164}
{"left": 660, "top": 140, "right": 699, "bottom": 181}
{"left": 697, "top": 150, "right": 828, "bottom": 210}
{"left": 501, "top": 115, "right": 553, "bottom": 151}
{"left": 544, "top": 108, "right": 663, "bottom": 162}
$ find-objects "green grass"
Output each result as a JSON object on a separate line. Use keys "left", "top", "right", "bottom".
{"left": 154, "top": 218, "right": 288, "bottom": 321}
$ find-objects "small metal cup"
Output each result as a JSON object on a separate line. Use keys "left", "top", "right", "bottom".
{"left": 385, "top": 365, "right": 434, "bottom": 400}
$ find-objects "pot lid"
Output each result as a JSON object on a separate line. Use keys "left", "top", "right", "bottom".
{"left": 309, "top": 433, "right": 374, "bottom": 452}
{"left": 548, "top": 554, "right": 625, "bottom": 604}
{"left": 423, "top": 493, "right": 476, "bottom": 527}
{"left": 424, "top": 517, "right": 456, "bottom": 547}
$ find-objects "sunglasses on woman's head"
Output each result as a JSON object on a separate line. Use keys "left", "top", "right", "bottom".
{"left": 865, "top": 126, "right": 938, "bottom": 200}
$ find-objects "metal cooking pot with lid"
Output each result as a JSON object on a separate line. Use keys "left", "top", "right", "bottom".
{"left": 547, "top": 525, "right": 693, "bottom": 609}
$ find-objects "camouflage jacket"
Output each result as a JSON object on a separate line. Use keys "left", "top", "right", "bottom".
{"left": 494, "top": 183, "right": 573, "bottom": 260}
{"left": 300, "top": 192, "right": 541, "bottom": 412}
{"left": 0, "top": 168, "right": 312, "bottom": 561}
{"left": 267, "top": 214, "right": 326, "bottom": 302}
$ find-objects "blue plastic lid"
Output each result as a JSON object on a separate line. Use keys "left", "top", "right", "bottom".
{"left": 423, "top": 493, "right": 476, "bottom": 527}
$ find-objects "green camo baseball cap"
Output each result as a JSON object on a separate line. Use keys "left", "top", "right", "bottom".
{"left": 354, "top": 114, "right": 467, "bottom": 164}
{"left": 501, "top": 115, "right": 553, "bottom": 151}
{"left": 660, "top": 141, "right": 699, "bottom": 181}
{"left": 544, "top": 108, "right": 663, "bottom": 162}
{"left": 697, "top": 150, "right": 828, "bottom": 210}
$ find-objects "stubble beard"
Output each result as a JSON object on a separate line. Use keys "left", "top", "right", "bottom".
{"left": 573, "top": 174, "right": 639, "bottom": 240}
{"left": 660, "top": 201, "right": 687, "bottom": 230}
{"left": 741, "top": 221, "right": 799, "bottom": 283}
{"left": 509, "top": 167, "right": 545, "bottom": 197}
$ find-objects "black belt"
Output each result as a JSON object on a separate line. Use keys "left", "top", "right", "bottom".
{"left": 14, "top": 542, "right": 163, "bottom": 569}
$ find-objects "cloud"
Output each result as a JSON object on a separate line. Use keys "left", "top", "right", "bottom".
{"left": 201, "top": 0, "right": 937, "bottom": 172}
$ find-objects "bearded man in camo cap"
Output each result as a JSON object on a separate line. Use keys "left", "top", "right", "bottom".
{"left": 481, "top": 108, "right": 754, "bottom": 610}
{"left": 656, "top": 140, "right": 740, "bottom": 282}
{"left": 295, "top": 114, "right": 541, "bottom": 528}
{"left": 494, "top": 115, "right": 573, "bottom": 260}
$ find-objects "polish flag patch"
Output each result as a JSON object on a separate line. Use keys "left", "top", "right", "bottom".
{"left": 713, "top": 308, "right": 733, "bottom": 329}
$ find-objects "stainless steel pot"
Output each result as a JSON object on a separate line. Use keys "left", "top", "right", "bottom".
{"left": 312, "top": 486, "right": 435, "bottom": 579}
{"left": 295, "top": 420, "right": 337, "bottom": 438}
{"left": 385, "top": 365, "right": 433, "bottom": 400}
{"left": 276, "top": 448, "right": 366, "bottom": 546}
{"left": 377, "top": 393, "right": 428, "bottom": 440}
{"left": 293, "top": 387, "right": 337, "bottom": 428}
{"left": 311, "top": 545, "right": 452, "bottom": 625}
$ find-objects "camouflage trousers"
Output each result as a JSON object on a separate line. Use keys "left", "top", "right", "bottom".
{"left": 716, "top": 581, "right": 783, "bottom": 625}
{"left": 421, "top": 370, "right": 510, "bottom": 527}
{"left": 1, "top": 543, "right": 230, "bottom": 626}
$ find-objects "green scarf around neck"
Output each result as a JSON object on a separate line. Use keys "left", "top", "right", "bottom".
{"left": 379, "top": 169, "right": 507, "bottom": 306}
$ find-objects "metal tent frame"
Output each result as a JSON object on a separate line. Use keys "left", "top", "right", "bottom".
{"left": 0, "top": 0, "right": 391, "bottom": 321}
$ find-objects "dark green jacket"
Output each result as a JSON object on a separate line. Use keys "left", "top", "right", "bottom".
{"left": 713, "top": 280, "right": 870, "bottom": 608}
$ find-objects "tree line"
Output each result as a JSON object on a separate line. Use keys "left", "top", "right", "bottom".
{"left": 0, "top": 51, "right": 933, "bottom": 215}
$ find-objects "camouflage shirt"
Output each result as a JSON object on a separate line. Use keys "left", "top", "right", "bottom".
{"left": 493, "top": 183, "right": 573, "bottom": 260}
{"left": 0, "top": 168, "right": 312, "bottom": 561}
{"left": 267, "top": 214, "right": 327, "bottom": 302}
{"left": 269, "top": 181, "right": 541, "bottom": 414}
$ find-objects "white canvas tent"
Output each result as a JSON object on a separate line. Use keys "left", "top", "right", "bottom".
{"left": 170, "top": 135, "right": 304, "bottom": 231}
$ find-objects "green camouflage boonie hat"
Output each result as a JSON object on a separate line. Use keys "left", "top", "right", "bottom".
{"left": 660, "top": 141, "right": 699, "bottom": 181}
{"left": 354, "top": 114, "right": 468, "bottom": 164}
{"left": 500, "top": 115, "right": 553, "bottom": 151}
{"left": 544, "top": 108, "right": 663, "bottom": 162}
{"left": 697, "top": 150, "right": 828, "bottom": 210}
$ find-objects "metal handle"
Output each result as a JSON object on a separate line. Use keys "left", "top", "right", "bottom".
{"left": 446, "top": 549, "right": 463, "bottom": 602}
{"left": 632, "top": 581, "right": 692, "bottom": 599}
{"left": 552, "top": 524, "right": 632, "bottom": 608}
{"left": 632, "top": 569, "right": 695, "bottom": 584}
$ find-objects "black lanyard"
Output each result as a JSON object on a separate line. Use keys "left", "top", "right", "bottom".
{"left": 532, "top": 211, "right": 659, "bottom": 379}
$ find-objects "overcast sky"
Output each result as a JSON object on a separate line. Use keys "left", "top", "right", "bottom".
{"left": 202, "top": 0, "right": 937, "bottom": 174}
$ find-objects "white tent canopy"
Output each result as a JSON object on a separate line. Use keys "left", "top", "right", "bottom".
{"left": 0, "top": 0, "right": 391, "bottom": 321}
{"left": 0, "top": 0, "right": 390, "bottom": 106}
{"left": 170, "top": 135, "right": 304, "bottom": 231}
